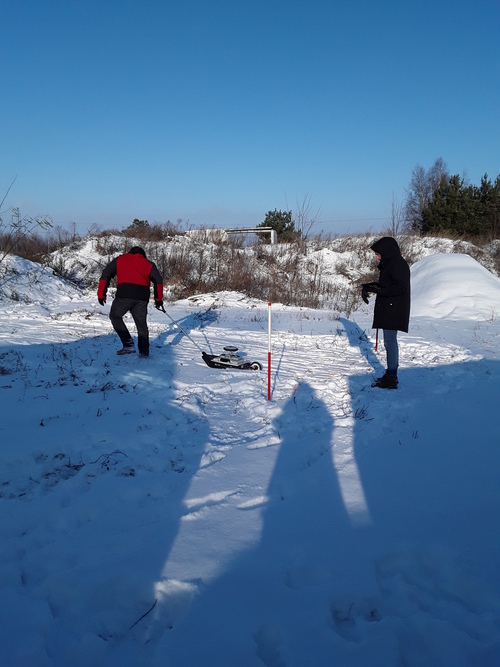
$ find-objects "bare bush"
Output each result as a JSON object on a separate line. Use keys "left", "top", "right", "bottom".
{"left": 23, "top": 224, "right": 500, "bottom": 317}
{"left": 94, "top": 232, "right": 128, "bottom": 258}
{"left": 491, "top": 243, "right": 500, "bottom": 275}
{"left": 1, "top": 181, "right": 54, "bottom": 265}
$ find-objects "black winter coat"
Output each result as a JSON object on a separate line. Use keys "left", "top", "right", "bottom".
{"left": 370, "top": 237, "right": 411, "bottom": 333}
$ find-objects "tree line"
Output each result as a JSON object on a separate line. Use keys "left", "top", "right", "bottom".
{"left": 405, "top": 158, "right": 500, "bottom": 238}
{"left": 2, "top": 160, "right": 499, "bottom": 266}
{"left": 258, "top": 164, "right": 500, "bottom": 242}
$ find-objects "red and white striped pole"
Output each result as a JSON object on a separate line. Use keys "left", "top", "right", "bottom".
{"left": 267, "top": 302, "right": 271, "bottom": 401}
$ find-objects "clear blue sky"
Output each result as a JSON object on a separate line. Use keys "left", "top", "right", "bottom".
{"left": 1, "top": 0, "right": 499, "bottom": 235}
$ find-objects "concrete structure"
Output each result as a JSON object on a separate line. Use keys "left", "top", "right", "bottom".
{"left": 225, "top": 227, "right": 277, "bottom": 245}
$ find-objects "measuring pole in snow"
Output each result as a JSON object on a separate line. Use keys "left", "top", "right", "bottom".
{"left": 267, "top": 302, "right": 272, "bottom": 400}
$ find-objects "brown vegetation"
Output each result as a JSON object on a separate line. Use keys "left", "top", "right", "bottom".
{"left": 2, "top": 223, "right": 499, "bottom": 317}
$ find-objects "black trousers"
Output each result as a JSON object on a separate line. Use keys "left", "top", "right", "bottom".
{"left": 109, "top": 297, "right": 149, "bottom": 355}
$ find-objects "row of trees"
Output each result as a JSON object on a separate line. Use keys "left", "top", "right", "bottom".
{"left": 405, "top": 158, "right": 500, "bottom": 238}
{"left": 261, "top": 165, "right": 500, "bottom": 243}
{"left": 85, "top": 169, "right": 500, "bottom": 243}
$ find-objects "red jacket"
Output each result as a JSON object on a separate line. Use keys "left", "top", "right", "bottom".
{"left": 98, "top": 250, "right": 163, "bottom": 302}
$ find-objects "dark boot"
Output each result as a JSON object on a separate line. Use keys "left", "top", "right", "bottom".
{"left": 117, "top": 341, "right": 135, "bottom": 355}
{"left": 372, "top": 373, "right": 398, "bottom": 389}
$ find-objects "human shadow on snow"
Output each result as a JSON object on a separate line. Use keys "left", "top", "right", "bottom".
{"left": 337, "top": 316, "right": 385, "bottom": 381}
{"left": 5, "top": 316, "right": 499, "bottom": 666}
{"left": 0, "top": 330, "right": 210, "bottom": 666}
{"left": 152, "top": 323, "right": 500, "bottom": 666}
{"left": 339, "top": 317, "right": 500, "bottom": 664}
{"left": 155, "top": 381, "right": 355, "bottom": 666}
{"left": 153, "top": 308, "right": 219, "bottom": 353}
{"left": 340, "top": 315, "right": 500, "bottom": 568}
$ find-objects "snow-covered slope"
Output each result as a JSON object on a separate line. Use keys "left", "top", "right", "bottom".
{"left": 0, "top": 254, "right": 86, "bottom": 309}
{"left": 0, "top": 252, "right": 499, "bottom": 666}
{"left": 45, "top": 233, "right": 500, "bottom": 305}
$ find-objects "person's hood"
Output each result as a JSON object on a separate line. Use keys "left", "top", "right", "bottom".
{"left": 370, "top": 236, "right": 401, "bottom": 260}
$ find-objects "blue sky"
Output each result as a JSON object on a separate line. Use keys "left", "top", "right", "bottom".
{"left": 1, "top": 0, "right": 499, "bottom": 236}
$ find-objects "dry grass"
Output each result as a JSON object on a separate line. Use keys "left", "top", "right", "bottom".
{"left": 4, "top": 227, "right": 499, "bottom": 313}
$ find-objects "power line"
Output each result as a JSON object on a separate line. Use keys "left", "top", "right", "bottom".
{"left": 321, "top": 217, "right": 388, "bottom": 223}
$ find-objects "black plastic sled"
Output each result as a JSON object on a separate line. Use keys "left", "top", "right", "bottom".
{"left": 202, "top": 346, "right": 262, "bottom": 371}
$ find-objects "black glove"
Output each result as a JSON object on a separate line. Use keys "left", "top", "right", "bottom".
{"left": 155, "top": 300, "right": 164, "bottom": 310}
{"left": 362, "top": 282, "right": 381, "bottom": 295}
{"left": 98, "top": 297, "right": 106, "bottom": 306}
{"left": 361, "top": 286, "right": 370, "bottom": 304}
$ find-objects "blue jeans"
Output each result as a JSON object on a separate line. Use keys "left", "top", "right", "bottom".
{"left": 383, "top": 329, "right": 399, "bottom": 376}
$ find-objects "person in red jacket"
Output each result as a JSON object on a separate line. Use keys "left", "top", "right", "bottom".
{"left": 97, "top": 246, "right": 163, "bottom": 357}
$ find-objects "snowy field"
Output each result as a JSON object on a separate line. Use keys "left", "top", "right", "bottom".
{"left": 0, "top": 252, "right": 499, "bottom": 666}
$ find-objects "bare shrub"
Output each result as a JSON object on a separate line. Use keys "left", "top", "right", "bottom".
{"left": 490, "top": 241, "right": 500, "bottom": 275}
{"left": 0, "top": 215, "right": 54, "bottom": 265}
{"left": 94, "top": 232, "right": 126, "bottom": 257}
{"left": 24, "top": 225, "right": 500, "bottom": 315}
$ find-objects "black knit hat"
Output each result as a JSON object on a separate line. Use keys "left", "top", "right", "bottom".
{"left": 129, "top": 246, "right": 146, "bottom": 256}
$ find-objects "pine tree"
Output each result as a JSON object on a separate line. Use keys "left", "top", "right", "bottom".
{"left": 257, "top": 209, "right": 300, "bottom": 243}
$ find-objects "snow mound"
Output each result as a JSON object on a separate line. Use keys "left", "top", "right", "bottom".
{"left": 411, "top": 253, "right": 500, "bottom": 320}
{"left": 0, "top": 254, "right": 84, "bottom": 308}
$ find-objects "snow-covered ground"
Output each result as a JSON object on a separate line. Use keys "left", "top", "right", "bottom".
{"left": 0, "top": 251, "right": 499, "bottom": 666}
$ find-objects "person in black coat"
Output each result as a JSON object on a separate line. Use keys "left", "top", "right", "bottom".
{"left": 361, "top": 237, "right": 410, "bottom": 389}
